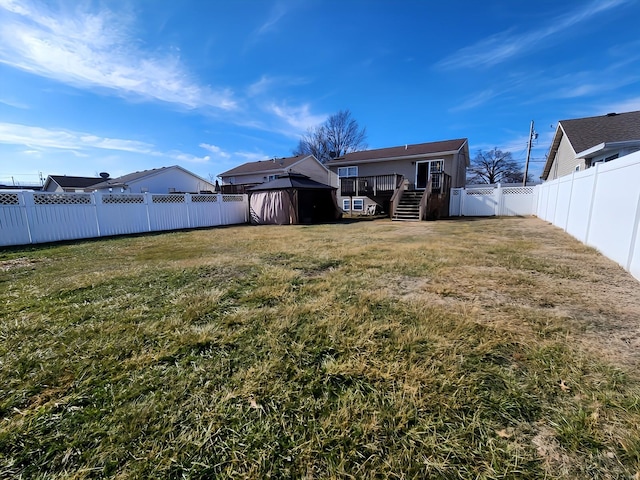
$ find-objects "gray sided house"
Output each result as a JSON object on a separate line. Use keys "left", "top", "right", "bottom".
{"left": 218, "top": 154, "right": 336, "bottom": 194}
{"left": 542, "top": 110, "right": 640, "bottom": 181}
{"left": 325, "top": 138, "right": 469, "bottom": 220}
{"left": 90, "top": 165, "right": 216, "bottom": 194}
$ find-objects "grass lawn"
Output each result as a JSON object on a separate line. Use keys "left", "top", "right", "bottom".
{"left": 1, "top": 217, "right": 639, "bottom": 479}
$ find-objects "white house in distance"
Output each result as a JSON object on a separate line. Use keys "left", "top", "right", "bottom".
{"left": 90, "top": 165, "right": 216, "bottom": 194}
{"left": 542, "top": 110, "right": 640, "bottom": 181}
{"left": 218, "top": 154, "right": 336, "bottom": 193}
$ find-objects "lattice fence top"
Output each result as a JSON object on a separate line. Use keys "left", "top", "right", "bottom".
{"left": 503, "top": 187, "right": 535, "bottom": 195}
{"left": 34, "top": 193, "right": 92, "bottom": 205}
{"left": 0, "top": 193, "right": 20, "bottom": 205}
{"left": 191, "top": 194, "right": 219, "bottom": 203}
{"left": 152, "top": 194, "right": 185, "bottom": 204}
{"left": 102, "top": 194, "right": 145, "bottom": 204}
{"left": 222, "top": 195, "right": 244, "bottom": 202}
{"left": 466, "top": 189, "right": 495, "bottom": 196}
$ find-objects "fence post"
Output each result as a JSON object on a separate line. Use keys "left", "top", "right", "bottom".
{"left": 144, "top": 192, "right": 152, "bottom": 232}
{"left": 93, "top": 192, "right": 101, "bottom": 238}
{"left": 585, "top": 163, "right": 600, "bottom": 245}
{"left": 218, "top": 193, "right": 223, "bottom": 225}
{"left": 564, "top": 172, "right": 576, "bottom": 232}
{"left": 496, "top": 184, "right": 503, "bottom": 216}
{"left": 626, "top": 190, "right": 640, "bottom": 271}
{"left": 186, "top": 193, "right": 192, "bottom": 229}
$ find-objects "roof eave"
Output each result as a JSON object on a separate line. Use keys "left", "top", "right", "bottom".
{"left": 576, "top": 139, "right": 640, "bottom": 159}
{"left": 328, "top": 150, "right": 460, "bottom": 166}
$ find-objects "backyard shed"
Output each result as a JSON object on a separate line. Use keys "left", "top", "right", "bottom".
{"left": 248, "top": 173, "right": 341, "bottom": 225}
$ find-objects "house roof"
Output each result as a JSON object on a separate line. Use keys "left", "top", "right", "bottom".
{"left": 219, "top": 155, "right": 311, "bottom": 177}
{"left": 248, "top": 173, "right": 335, "bottom": 191}
{"left": 326, "top": 138, "right": 468, "bottom": 166}
{"left": 89, "top": 165, "right": 212, "bottom": 190}
{"left": 46, "top": 175, "right": 107, "bottom": 189}
{"left": 543, "top": 110, "right": 640, "bottom": 179}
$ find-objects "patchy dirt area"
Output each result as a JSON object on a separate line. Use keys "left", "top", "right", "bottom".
{"left": 376, "top": 217, "right": 640, "bottom": 372}
{"left": 0, "top": 257, "right": 40, "bottom": 271}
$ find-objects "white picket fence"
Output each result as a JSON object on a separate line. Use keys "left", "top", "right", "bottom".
{"left": 536, "top": 150, "right": 640, "bottom": 281}
{"left": 0, "top": 191, "right": 248, "bottom": 247}
{"left": 449, "top": 185, "right": 538, "bottom": 217}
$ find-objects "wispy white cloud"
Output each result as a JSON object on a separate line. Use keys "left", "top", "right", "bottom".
{"left": 0, "top": 96, "right": 29, "bottom": 109}
{"left": 268, "top": 103, "right": 328, "bottom": 135}
{"left": 255, "top": 3, "right": 288, "bottom": 36}
{"left": 435, "top": 0, "right": 630, "bottom": 70}
{"left": 449, "top": 90, "right": 497, "bottom": 112}
{"left": 0, "top": 122, "right": 212, "bottom": 164}
{"left": 601, "top": 96, "right": 640, "bottom": 114}
{"left": 247, "top": 74, "right": 309, "bottom": 97}
{"left": 199, "top": 143, "right": 230, "bottom": 158}
{"left": 0, "top": 0, "right": 236, "bottom": 110}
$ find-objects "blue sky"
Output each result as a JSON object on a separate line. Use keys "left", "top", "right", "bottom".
{"left": 1, "top": 0, "right": 639, "bottom": 186}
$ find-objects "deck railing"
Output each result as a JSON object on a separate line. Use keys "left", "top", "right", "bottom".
{"left": 340, "top": 174, "right": 402, "bottom": 197}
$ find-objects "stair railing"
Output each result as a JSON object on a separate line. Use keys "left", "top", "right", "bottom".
{"left": 389, "top": 175, "right": 406, "bottom": 219}
{"left": 418, "top": 178, "right": 432, "bottom": 220}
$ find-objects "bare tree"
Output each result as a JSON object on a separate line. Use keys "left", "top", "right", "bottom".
{"left": 294, "top": 109, "right": 367, "bottom": 163}
{"left": 467, "top": 148, "right": 525, "bottom": 184}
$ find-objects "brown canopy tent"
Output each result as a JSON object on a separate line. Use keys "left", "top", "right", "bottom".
{"left": 248, "top": 173, "right": 342, "bottom": 225}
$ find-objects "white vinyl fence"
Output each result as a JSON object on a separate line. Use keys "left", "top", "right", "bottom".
{"left": 536, "top": 150, "right": 640, "bottom": 281}
{"left": 449, "top": 185, "right": 538, "bottom": 217}
{"left": 0, "top": 191, "right": 248, "bottom": 247}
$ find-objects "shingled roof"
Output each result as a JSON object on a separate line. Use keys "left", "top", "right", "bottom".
{"left": 47, "top": 175, "right": 107, "bottom": 189}
{"left": 326, "top": 138, "right": 468, "bottom": 165}
{"left": 219, "top": 155, "right": 310, "bottom": 177}
{"left": 560, "top": 110, "right": 640, "bottom": 154}
{"left": 542, "top": 110, "right": 640, "bottom": 179}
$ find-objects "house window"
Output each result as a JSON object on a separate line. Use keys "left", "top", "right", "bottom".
{"left": 267, "top": 174, "right": 277, "bottom": 181}
{"left": 352, "top": 198, "right": 364, "bottom": 211}
{"left": 430, "top": 160, "right": 444, "bottom": 193}
{"left": 338, "top": 166, "right": 358, "bottom": 178}
{"left": 342, "top": 199, "right": 350, "bottom": 211}
{"left": 575, "top": 165, "right": 580, "bottom": 172}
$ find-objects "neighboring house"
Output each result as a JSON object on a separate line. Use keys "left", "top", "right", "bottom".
{"left": 542, "top": 110, "right": 640, "bottom": 181}
{"left": 325, "top": 138, "right": 469, "bottom": 220}
{"left": 43, "top": 175, "right": 108, "bottom": 192}
{"left": 218, "top": 154, "right": 336, "bottom": 193}
{"left": 90, "top": 165, "right": 216, "bottom": 194}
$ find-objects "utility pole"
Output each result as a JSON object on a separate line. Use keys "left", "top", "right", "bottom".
{"left": 523, "top": 120, "right": 537, "bottom": 186}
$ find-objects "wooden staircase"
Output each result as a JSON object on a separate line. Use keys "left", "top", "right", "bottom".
{"left": 392, "top": 190, "right": 422, "bottom": 221}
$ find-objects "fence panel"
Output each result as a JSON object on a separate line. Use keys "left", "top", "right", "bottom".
{"left": 587, "top": 159, "right": 640, "bottom": 269}
{"left": 220, "top": 195, "right": 248, "bottom": 224}
{"left": 0, "top": 191, "right": 248, "bottom": 247}
{"left": 188, "top": 194, "right": 222, "bottom": 228}
{"left": 500, "top": 186, "right": 537, "bottom": 216}
{"left": 449, "top": 189, "right": 462, "bottom": 216}
{"left": 462, "top": 187, "right": 497, "bottom": 216}
{"left": 0, "top": 192, "right": 31, "bottom": 246}
{"left": 96, "top": 194, "right": 150, "bottom": 236}
{"left": 148, "top": 194, "right": 191, "bottom": 232}
{"left": 536, "top": 151, "right": 640, "bottom": 281}
{"left": 563, "top": 170, "right": 595, "bottom": 241}
{"left": 26, "top": 192, "right": 100, "bottom": 244}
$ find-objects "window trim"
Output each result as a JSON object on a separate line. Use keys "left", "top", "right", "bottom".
{"left": 342, "top": 199, "right": 350, "bottom": 211}
{"left": 337, "top": 166, "right": 358, "bottom": 178}
{"left": 352, "top": 198, "right": 364, "bottom": 211}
